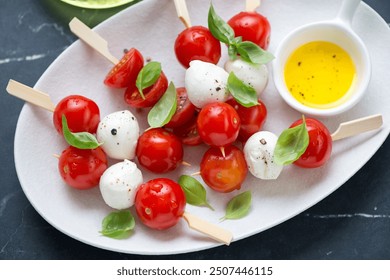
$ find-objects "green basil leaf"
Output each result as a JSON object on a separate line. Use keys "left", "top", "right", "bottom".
{"left": 100, "top": 210, "right": 135, "bottom": 239}
{"left": 62, "top": 115, "right": 101, "bottom": 149}
{"left": 178, "top": 175, "right": 214, "bottom": 210}
{"left": 236, "top": 41, "right": 275, "bottom": 64}
{"left": 227, "top": 71, "right": 259, "bottom": 107}
{"left": 228, "top": 44, "right": 238, "bottom": 61}
{"left": 136, "top": 61, "right": 161, "bottom": 100}
{"left": 274, "top": 116, "right": 309, "bottom": 165}
{"left": 208, "top": 3, "right": 235, "bottom": 44}
{"left": 221, "top": 191, "right": 252, "bottom": 221}
{"left": 147, "top": 81, "right": 177, "bottom": 128}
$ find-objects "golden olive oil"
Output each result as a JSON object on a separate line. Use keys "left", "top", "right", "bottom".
{"left": 284, "top": 41, "right": 356, "bottom": 109}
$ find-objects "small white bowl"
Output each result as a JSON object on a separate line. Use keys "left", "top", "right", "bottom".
{"left": 273, "top": 0, "right": 371, "bottom": 117}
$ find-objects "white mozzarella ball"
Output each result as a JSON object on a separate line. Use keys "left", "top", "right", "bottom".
{"left": 224, "top": 58, "right": 268, "bottom": 97}
{"left": 99, "top": 160, "right": 143, "bottom": 210}
{"left": 244, "top": 131, "right": 283, "bottom": 180}
{"left": 97, "top": 110, "right": 139, "bottom": 160}
{"left": 185, "top": 60, "right": 229, "bottom": 108}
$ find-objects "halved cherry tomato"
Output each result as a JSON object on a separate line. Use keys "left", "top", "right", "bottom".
{"left": 228, "top": 12, "right": 271, "bottom": 50}
{"left": 53, "top": 95, "right": 100, "bottom": 134}
{"left": 104, "top": 48, "right": 144, "bottom": 88}
{"left": 124, "top": 71, "right": 168, "bottom": 108}
{"left": 200, "top": 145, "right": 247, "bottom": 193}
{"left": 135, "top": 178, "right": 186, "bottom": 230}
{"left": 58, "top": 146, "right": 108, "bottom": 190}
{"left": 172, "top": 114, "right": 203, "bottom": 146}
{"left": 226, "top": 98, "right": 267, "bottom": 142}
{"left": 136, "top": 128, "right": 183, "bottom": 173}
{"left": 164, "top": 87, "right": 196, "bottom": 128}
{"left": 197, "top": 102, "right": 240, "bottom": 147}
{"left": 174, "top": 26, "right": 221, "bottom": 68}
{"left": 290, "top": 118, "right": 332, "bottom": 168}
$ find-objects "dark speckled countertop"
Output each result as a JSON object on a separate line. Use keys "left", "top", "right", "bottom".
{"left": 1, "top": 0, "right": 390, "bottom": 260}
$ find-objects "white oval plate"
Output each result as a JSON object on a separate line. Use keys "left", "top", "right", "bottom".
{"left": 14, "top": 0, "right": 390, "bottom": 255}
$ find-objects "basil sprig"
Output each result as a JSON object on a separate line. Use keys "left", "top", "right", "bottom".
{"left": 227, "top": 72, "right": 258, "bottom": 107}
{"left": 100, "top": 210, "right": 135, "bottom": 239}
{"left": 62, "top": 115, "right": 101, "bottom": 149}
{"left": 274, "top": 116, "right": 309, "bottom": 165}
{"left": 208, "top": 4, "right": 274, "bottom": 64}
{"left": 221, "top": 191, "right": 252, "bottom": 221}
{"left": 178, "top": 175, "right": 214, "bottom": 210}
{"left": 147, "top": 81, "right": 177, "bottom": 128}
{"left": 135, "top": 61, "right": 162, "bottom": 100}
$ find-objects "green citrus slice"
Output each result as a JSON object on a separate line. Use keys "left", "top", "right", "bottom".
{"left": 60, "top": 0, "right": 135, "bottom": 9}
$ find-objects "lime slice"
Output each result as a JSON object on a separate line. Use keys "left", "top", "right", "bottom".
{"left": 60, "top": 0, "right": 135, "bottom": 9}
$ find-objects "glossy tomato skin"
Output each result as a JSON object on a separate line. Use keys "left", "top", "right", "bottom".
{"left": 174, "top": 25, "right": 221, "bottom": 68}
{"left": 53, "top": 95, "right": 100, "bottom": 134}
{"left": 164, "top": 87, "right": 196, "bottom": 128}
{"left": 58, "top": 146, "right": 108, "bottom": 190}
{"left": 104, "top": 48, "right": 144, "bottom": 88}
{"left": 200, "top": 146, "right": 247, "bottom": 193}
{"left": 136, "top": 128, "right": 183, "bottom": 173}
{"left": 172, "top": 114, "right": 203, "bottom": 146}
{"left": 226, "top": 98, "right": 267, "bottom": 142}
{"left": 228, "top": 12, "right": 271, "bottom": 50}
{"left": 124, "top": 71, "right": 168, "bottom": 108}
{"left": 291, "top": 118, "right": 332, "bottom": 168}
{"left": 197, "top": 102, "right": 240, "bottom": 147}
{"left": 135, "top": 178, "right": 186, "bottom": 230}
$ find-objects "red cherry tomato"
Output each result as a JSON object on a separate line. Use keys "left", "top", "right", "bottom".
{"left": 124, "top": 71, "right": 168, "bottom": 108}
{"left": 58, "top": 146, "right": 108, "bottom": 190}
{"left": 228, "top": 12, "right": 271, "bottom": 50}
{"left": 197, "top": 102, "right": 240, "bottom": 147}
{"left": 104, "top": 48, "right": 144, "bottom": 88}
{"left": 200, "top": 145, "right": 247, "bottom": 193}
{"left": 53, "top": 95, "right": 100, "bottom": 134}
{"left": 226, "top": 98, "right": 267, "bottom": 142}
{"left": 174, "top": 25, "right": 221, "bottom": 68}
{"left": 136, "top": 128, "right": 184, "bottom": 173}
{"left": 164, "top": 87, "right": 196, "bottom": 128}
{"left": 135, "top": 178, "right": 186, "bottom": 230}
{"left": 290, "top": 118, "right": 332, "bottom": 168}
{"left": 172, "top": 114, "right": 203, "bottom": 146}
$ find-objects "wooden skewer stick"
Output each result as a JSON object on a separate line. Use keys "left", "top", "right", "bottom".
{"left": 69, "top": 17, "right": 119, "bottom": 65}
{"left": 331, "top": 114, "right": 383, "bottom": 141}
{"left": 173, "top": 0, "right": 192, "bottom": 29}
{"left": 246, "top": 0, "right": 261, "bottom": 12}
{"left": 182, "top": 212, "right": 233, "bottom": 245}
{"left": 6, "top": 79, "right": 56, "bottom": 112}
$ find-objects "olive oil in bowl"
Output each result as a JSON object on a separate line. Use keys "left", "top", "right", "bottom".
{"left": 284, "top": 41, "right": 356, "bottom": 109}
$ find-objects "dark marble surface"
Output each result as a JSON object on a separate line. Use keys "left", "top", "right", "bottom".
{"left": 1, "top": 0, "right": 389, "bottom": 260}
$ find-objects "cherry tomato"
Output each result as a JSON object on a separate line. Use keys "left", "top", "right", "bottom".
{"left": 197, "top": 102, "right": 240, "bottom": 147}
{"left": 136, "top": 128, "right": 183, "bottom": 173}
{"left": 228, "top": 12, "right": 271, "bottom": 50}
{"left": 226, "top": 98, "right": 267, "bottom": 142}
{"left": 58, "top": 146, "right": 108, "bottom": 190}
{"left": 53, "top": 95, "right": 100, "bottom": 134}
{"left": 200, "top": 146, "right": 247, "bottom": 193}
{"left": 172, "top": 114, "right": 202, "bottom": 146}
{"left": 104, "top": 48, "right": 144, "bottom": 88}
{"left": 174, "top": 26, "right": 221, "bottom": 68}
{"left": 290, "top": 118, "right": 332, "bottom": 168}
{"left": 164, "top": 87, "right": 196, "bottom": 128}
{"left": 135, "top": 178, "right": 186, "bottom": 230}
{"left": 124, "top": 71, "right": 168, "bottom": 108}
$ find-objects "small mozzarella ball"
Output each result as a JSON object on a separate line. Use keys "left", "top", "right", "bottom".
{"left": 99, "top": 160, "right": 143, "bottom": 209}
{"left": 97, "top": 110, "right": 139, "bottom": 160}
{"left": 244, "top": 131, "right": 283, "bottom": 180}
{"left": 185, "top": 60, "right": 229, "bottom": 108}
{"left": 224, "top": 58, "right": 268, "bottom": 97}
